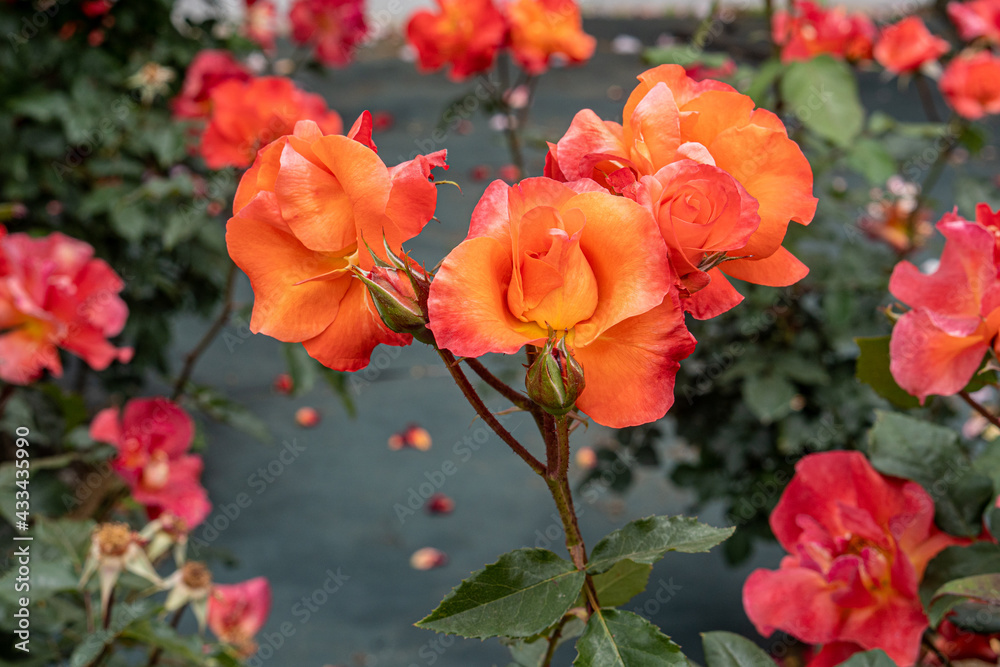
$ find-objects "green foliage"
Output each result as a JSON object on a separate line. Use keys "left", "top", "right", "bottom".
{"left": 573, "top": 609, "right": 685, "bottom": 667}
{"left": 866, "top": 411, "right": 993, "bottom": 537}
{"left": 417, "top": 548, "right": 586, "bottom": 638}
{"left": 702, "top": 631, "right": 774, "bottom": 667}
{"left": 854, "top": 336, "right": 920, "bottom": 409}
{"left": 780, "top": 56, "right": 864, "bottom": 147}
{"left": 587, "top": 516, "right": 733, "bottom": 574}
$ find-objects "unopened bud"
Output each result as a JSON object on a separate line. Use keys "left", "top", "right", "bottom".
{"left": 355, "top": 263, "right": 434, "bottom": 344}
{"left": 525, "top": 335, "right": 585, "bottom": 416}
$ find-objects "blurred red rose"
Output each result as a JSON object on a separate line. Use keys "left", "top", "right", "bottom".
{"left": 406, "top": 0, "right": 507, "bottom": 81}
{"left": 874, "top": 16, "right": 950, "bottom": 74}
{"left": 172, "top": 50, "right": 252, "bottom": 120}
{"left": 941, "top": 50, "right": 1000, "bottom": 119}
{"left": 290, "top": 0, "right": 367, "bottom": 67}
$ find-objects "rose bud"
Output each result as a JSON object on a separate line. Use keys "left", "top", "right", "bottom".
{"left": 355, "top": 241, "right": 435, "bottom": 344}
{"left": 526, "top": 334, "right": 585, "bottom": 416}
{"left": 425, "top": 492, "right": 454, "bottom": 515}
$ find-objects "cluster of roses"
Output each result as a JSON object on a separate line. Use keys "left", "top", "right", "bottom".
{"left": 81, "top": 520, "right": 271, "bottom": 658}
{"left": 0, "top": 225, "right": 131, "bottom": 385}
{"left": 744, "top": 451, "right": 994, "bottom": 667}
{"left": 775, "top": 0, "right": 1000, "bottom": 119}
{"left": 405, "top": 0, "right": 595, "bottom": 79}
{"left": 241, "top": 0, "right": 367, "bottom": 67}
{"left": 225, "top": 63, "right": 817, "bottom": 428}
{"left": 171, "top": 50, "right": 343, "bottom": 170}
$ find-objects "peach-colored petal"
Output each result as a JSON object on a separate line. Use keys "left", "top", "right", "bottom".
{"left": 574, "top": 294, "right": 695, "bottom": 428}
{"left": 302, "top": 279, "right": 411, "bottom": 372}
{"left": 427, "top": 236, "right": 543, "bottom": 357}
{"left": 722, "top": 247, "right": 810, "bottom": 287}
{"left": 568, "top": 192, "right": 674, "bottom": 346}
{"left": 227, "top": 193, "right": 351, "bottom": 341}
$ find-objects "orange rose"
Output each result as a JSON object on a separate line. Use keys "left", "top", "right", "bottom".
{"left": 940, "top": 50, "right": 1000, "bottom": 119}
{"left": 405, "top": 0, "right": 507, "bottom": 81}
{"left": 622, "top": 160, "right": 760, "bottom": 316}
{"left": 545, "top": 65, "right": 816, "bottom": 318}
{"left": 873, "top": 16, "right": 950, "bottom": 74}
{"left": 426, "top": 177, "right": 696, "bottom": 428}
{"left": 226, "top": 114, "right": 447, "bottom": 371}
{"left": 200, "top": 76, "right": 343, "bottom": 170}
{"left": 506, "top": 0, "right": 595, "bottom": 75}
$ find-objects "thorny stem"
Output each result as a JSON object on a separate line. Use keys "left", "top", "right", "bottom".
{"left": 959, "top": 390, "right": 1000, "bottom": 430}
{"left": 541, "top": 614, "right": 572, "bottom": 667}
{"left": 436, "top": 348, "right": 546, "bottom": 476}
{"left": 497, "top": 54, "right": 526, "bottom": 175}
{"left": 545, "top": 415, "right": 600, "bottom": 613}
{"left": 171, "top": 263, "right": 238, "bottom": 401}
{"left": 915, "top": 73, "right": 942, "bottom": 124}
{"left": 463, "top": 358, "right": 535, "bottom": 411}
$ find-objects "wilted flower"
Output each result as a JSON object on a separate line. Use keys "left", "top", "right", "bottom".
{"left": 80, "top": 523, "right": 161, "bottom": 613}
{"left": 127, "top": 62, "right": 176, "bottom": 104}
{"left": 164, "top": 561, "right": 213, "bottom": 629}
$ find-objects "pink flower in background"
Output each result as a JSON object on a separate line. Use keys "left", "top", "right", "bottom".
{"left": 90, "top": 398, "right": 211, "bottom": 531}
{"left": 743, "top": 451, "right": 964, "bottom": 666}
{"left": 888, "top": 205, "right": 1000, "bottom": 402}
{"left": 172, "top": 50, "right": 252, "bottom": 120}
{"left": 940, "top": 50, "right": 1000, "bottom": 119}
{"left": 772, "top": 0, "right": 876, "bottom": 63}
{"left": 208, "top": 577, "right": 272, "bottom": 656}
{"left": 290, "top": 0, "right": 368, "bottom": 67}
{"left": 0, "top": 229, "right": 131, "bottom": 385}
{"left": 948, "top": 0, "right": 1000, "bottom": 44}
{"left": 874, "top": 16, "right": 950, "bottom": 74}
{"left": 243, "top": 0, "right": 280, "bottom": 52}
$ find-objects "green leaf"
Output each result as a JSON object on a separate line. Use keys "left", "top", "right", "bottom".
{"left": 284, "top": 343, "right": 318, "bottom": 396}
{"left": 846, "top": 139, "right": 898, "bottom": 185}
{"left": 120, "top": 619, "right": 205, "bottom": 662}
{"left": 742, "top": 374, "right": 797, "bottom": 423}
{"left": 416, "top": 548, "right": 586, "bottom": 638}
{"left": 745, "top": 59, "right": 783, "bottom": 107}
{"left": 702, "top": 631, "right": 774, "bottom": 667}
{"left": 69, "top": 630, "right": 113, "bottom": 667}
{"left": 920, "top": 542, "right": 1000, "bottom": 625}
{"left": 934, "top": 574, "right": 1000, "bottom": 605}
{"left": 854, "top": 336, "right": 919, "bottom": 409}
{"left": 839, "top": 650, "right": 897, "bottom": 667}
{"left": 867, "top": 411, "right": 993, "bottom": 536}
{"left": 590, "top": 560, "right": 652, "bottom": 607}
{"left": 587, "top": 516, "right": 733, "bottom": 575}
{"left": 642, "top": 45, "right": 732, "bottom": 69}
{"left": 574, "top": 609, "right": 685, "bottom": 667}
{"left": 780, "top": 55, "right": 864, "bottom": 146}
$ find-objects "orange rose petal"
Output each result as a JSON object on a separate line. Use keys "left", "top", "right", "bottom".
{"left": 721, "top": 246, "right": 810, "bottom": 287}
{"left": 624, "top": 83, "right": 682, "bottom": 170}
{"left": 227, "top": 194, "right": 349, "bottom": 341}
{"left": 303, "top": 279, "right": 410, "bottom": 372}
{"left": 574, "top": 295, "right": 695, "bottom": 428}
{"left": 274, "top": 144, "right": 359, "bottom": 253}
{"left": 427, "top": 236, "right": 542, "bottom": 357}
{"left": 682, "top": 268, "right": 744, "bottom": 320}
{"left": 384, "top": 149, "right": 448, "bottom": 247}
{"left": 708, "top": 124, "right": 817, "bottom": 257}
{"left": 569, "top": 192, "right": 674, "bottom": 346}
